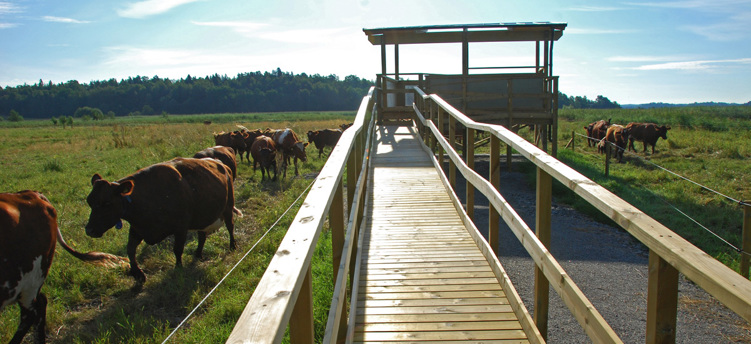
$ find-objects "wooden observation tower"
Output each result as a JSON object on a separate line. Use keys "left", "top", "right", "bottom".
{"left": 363, "top": 22, "right": 566, "bottom": 155}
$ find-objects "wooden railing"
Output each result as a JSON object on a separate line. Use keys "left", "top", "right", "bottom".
{"left": 225, "top": 87, "right": 376, "bottom": 344}
{"left": 411, "top": 86, "right": 751, "bottom": 343}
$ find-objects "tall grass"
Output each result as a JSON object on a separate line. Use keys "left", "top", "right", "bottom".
{"left": 0, "top": 113, "right": 352, "bottom": 343}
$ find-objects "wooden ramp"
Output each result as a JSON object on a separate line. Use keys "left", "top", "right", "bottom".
{"left": 352, "top": 125, "right": 534, "bottom": 343}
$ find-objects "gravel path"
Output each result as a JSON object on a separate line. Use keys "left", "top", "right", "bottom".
{"left": 450, "top": 156, "right": 750, "bottom": 343}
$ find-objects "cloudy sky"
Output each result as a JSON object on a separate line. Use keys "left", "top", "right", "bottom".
{"left": 0, "top": 0, "right": 749, "bottom": 104}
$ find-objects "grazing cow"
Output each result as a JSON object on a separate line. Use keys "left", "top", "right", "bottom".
{"left": 272, "top": 128, "right": 308, "bottom": 179}
{"left": 307, "top": 129, "right": 342, "bottom": 158}
{"left": 213, "top": 131, "right": 247, "bottom": 161}
{"left": 194, "top": 146, "right": 237, "bottom": 180}
{"left": 625, "top": 122, "right": 671, "bottom": 154}
{"left": 1, "top": 190, "right": 125, "bottom": 344}
{"left": 250, "top": 136, "right": 277, "bottom": 181}
{"left": 584, "top": 119, "right": 611, "bottom": 148}
{"left": 85, "top": 158, "right": 241, "bottom": 282}
{"left": 598, "top": 124, "right": 630, "bottom": 162}
{"left": 240, "top": 129, "right": 263, "bottom": 164}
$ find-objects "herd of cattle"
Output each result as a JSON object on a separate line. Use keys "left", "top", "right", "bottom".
{"left": 583, "top": 119, "right": 671, "bottom": 162}
{"left": 1, "top": 123, "right": 350, "bottom": 343}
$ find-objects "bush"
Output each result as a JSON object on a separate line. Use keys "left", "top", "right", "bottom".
{"left": 8, "top": 109, "right": 23, "bottom": 122}
{"left": 74, "top": 106, "right": 104, "bottom": 120}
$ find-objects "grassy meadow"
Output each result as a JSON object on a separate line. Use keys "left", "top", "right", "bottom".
{"left": 0, "top": 112, "right": 353, "bottom": 343}
{"left": 548, "top": 106, "right": 751, "bottom": 272}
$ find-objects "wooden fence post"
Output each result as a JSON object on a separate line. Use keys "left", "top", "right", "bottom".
{"left": 466, "top": 127, "right": 475, "bottom": 221}
{"left": 449, "top": 114, "right": 456, "bottom": 189}
{"left": 741, "top": 203, "right": 750, "bottom": 279}
{"left": 489, "top": 135, "right": 501, "bottom": 252}
{"left": 290, "top": 266, "right": 314, "bottom": 344}
{"left": 534, "top": 167, "right": 552, "bottom": 340}
{"left": 330, "top": 180, "right": 344, "bottom": 282}
{"left": 646, "top": 250, "right": 679, "bottom": 344}
{"left": 605, "top": 142, "right": 611, "bottom": 177}
{"left": 438, "top": 107, "right": 445, "bottom": 166}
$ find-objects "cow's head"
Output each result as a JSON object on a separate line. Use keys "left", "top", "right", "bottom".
{"left": 293, "top": 142, "right": 309, "bottom": 162}
{"left": 231, "top": 132, "right": 248, "bottom": 149}
{"left": 85, "top": 174, "right": 134, "bottom": 238}
{"left": 306, "top": 131, "right": 319, "bottom": 144}
{"left": 658, "top": 125, "right": 671, "bottom": 140}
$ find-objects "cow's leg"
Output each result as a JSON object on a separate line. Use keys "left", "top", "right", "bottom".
{"left": 195, "top": 232, "right": 207, "bottom": 259}
{"left": 126, "top": 231, "right": 146, "bottom": 282}
{"left": 11, "top": 292, "right": 46, "bottom": 344}
{"left": 173, "top": 230, "right": 187, "bottom": 267}
{"left": 294, "top": 157, "right": 299, "bottom": 176}
{"left": 224, "top": 210, "right": 237, "bottom": 251}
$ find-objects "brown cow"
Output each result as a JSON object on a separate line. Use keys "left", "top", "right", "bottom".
{"left": 340, "top": 122, "right": 353, "bottom": 131}
{"left": 598, "top": 124, "right": 630, "bottom": 162}
{"left": 584, "top": 119, "right": 610, "bottom": 148}
{"left": 213, "top": 131, "right": 247, "bottom": 161}
{"left": 194, "top": 146, "right": 238, "bottom": 180}
{"left": 240, "top": 129, "right": 263, "bottom": 164}
{"left": 250, "top": 136, "right": 277, "bottom": 181}
{"left": 625, "top": 122, "right": 671, "bottom": 154}
{"left": 1, "top": 191, "right": 125, "bottom": 344}
{"left": 85, "top": 158, "right": 241, "bottom": 282}
{"left": 272, "top": 128, "right": 308, "bottom": 179}
{"left": 307, "top": 129, "right": 342, "bottom": 158}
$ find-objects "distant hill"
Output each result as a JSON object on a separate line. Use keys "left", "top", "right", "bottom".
{"left": 622, "top": 101, "right": 751, "bottom": 109}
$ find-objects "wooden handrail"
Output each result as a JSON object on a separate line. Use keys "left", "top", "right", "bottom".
{"left": 412, "top": 87, "right": 751, "bottom": 336}
{"left": 226, "top": 87, "right": 375, "bottom": 344}
{"left": 414, "top": 104, "right": 623, "bottom": 343}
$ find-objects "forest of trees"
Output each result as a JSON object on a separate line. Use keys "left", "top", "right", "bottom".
{"left": 0, "top": 69, "right": 621, "bottom": 121}
{"left": 0, "top": 68, "right": 374, "bottom": 120}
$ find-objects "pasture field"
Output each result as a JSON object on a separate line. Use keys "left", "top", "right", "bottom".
{"left": 0, "top": 112, "right": 353, "bottom": 343}
{"left": 549, "top": 106, "right": 751, "bottom": 273}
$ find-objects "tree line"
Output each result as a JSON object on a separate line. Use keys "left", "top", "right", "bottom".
{"left": 0, "top": 69, "right": 619, "bottom": 121}
{"left": 0, "top": 68, "right": 374, "bottom": 120}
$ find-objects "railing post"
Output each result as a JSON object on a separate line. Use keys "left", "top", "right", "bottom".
{"left": 646, "top": 250, "right": 679, "bottom": 344}
{"left": 741, "top": 203, "right": 750, "bottom": 278}
{"left": 290, "top": 266, "right": 314, "bottom": 344}
{"left": 534, "top": 167, "right": 552, "bottom": 340}
{"left": 331, "top": 179, "right": 345, "bottom": 282}
{"left": 605, "top": 142, "right": 611, "bottom": 176}
{"left": 449, "top": 113, "right": 456, "bottom": 189}
{"left": 489, "top": 135, "right": 501, "bottom": 252}
{"left": 438, "top": 107, "right": 445, "bottom": 165}
{"left": 466, "top": 127, "right": 475, "bottom": 221}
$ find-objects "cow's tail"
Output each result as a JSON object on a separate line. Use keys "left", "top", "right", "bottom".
{"left": 233, "top": 207, "right": 244, "bottom": 218}
{"left": 56, "top": 227, "right": 129, "bottom": 269}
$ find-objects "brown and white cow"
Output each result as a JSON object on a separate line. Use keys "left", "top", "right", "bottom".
{"left": 213, "top": 131, "right": 247, "bottom": 161}
{"left": 598, "top": 124, "right": 630, "bottom": 162}
{"left": 625, "top": 122, "right": 671, "bottom": 154}
{"left": 194, "top": 146, "right": 238, "bottom": 180}
{"left": 307, "top": 129, "right": 342, "bottom": 158}
{"left": 584, "top": 119, "right": 610, "bottom": 148}
{"left": 250, "top": 136, "right": 277, "bottom": 181}
{"left": 85, "top": 158, "right": 241, "bottom": 282}
{"left": 272, "top": 128, "right": 308, "bottom": 179}
{"left": 1, "top": 190, "right": 125, "bottom": 344}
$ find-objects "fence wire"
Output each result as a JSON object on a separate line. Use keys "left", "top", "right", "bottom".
{"left": 571, "top": 131, "right": 748, "bottom": 257}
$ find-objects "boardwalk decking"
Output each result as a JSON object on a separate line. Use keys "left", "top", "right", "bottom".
{"left": 353, "top": 125, "right": 531, "bottom": 343}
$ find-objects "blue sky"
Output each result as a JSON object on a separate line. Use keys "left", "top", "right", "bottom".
{"left": 0, "top": 0, "right": 749, "bottom": 104}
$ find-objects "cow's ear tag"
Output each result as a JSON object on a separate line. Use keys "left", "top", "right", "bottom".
{"left": 116, "top": 220, "right": 123, "bottom": 229}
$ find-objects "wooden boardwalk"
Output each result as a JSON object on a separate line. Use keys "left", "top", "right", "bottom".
{"left": 353, "top": 125, "right": 531, "bottom": 343}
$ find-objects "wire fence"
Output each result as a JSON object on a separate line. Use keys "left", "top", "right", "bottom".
{"left": 161, "top": 178, "right": 317, "bottom": 343}
{"left": 570, "top": 131, "right": 750, "bottom": 261}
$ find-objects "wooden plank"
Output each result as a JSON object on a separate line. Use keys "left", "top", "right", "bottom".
{"left": 354, "top": 329, "right": 528, "bottom": 341}
{"left": 356, "top": 321, "right": 522, "bottom": 332}
{"left": 356, "top": 312, "right": 519, "bottom": 323}
{"left": 361, "top": 284, "right": 503, "bottom": 294}
{"left": 361, "top": 290, "right": 506, "bottom": 300}
{"left": 646, "top": 250, "right": 679, "bottom": 344}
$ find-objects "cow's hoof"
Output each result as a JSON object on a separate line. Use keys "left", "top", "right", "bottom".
{"left": 130, "top": 269, "right": 146, "bottom": 284}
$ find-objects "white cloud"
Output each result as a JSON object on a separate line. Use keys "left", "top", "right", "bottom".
{"left": 0, "top": 22, "right": 17, "bottom": 28}
{"left": 608, "top": 55, "right": 692, "bottom": 62}
{"left": 634, "top": 58, "right": 751, "bottom": 70}
{"left": 118, "top": 0, "right": 200, "bottom": 19}
{"left": 192, "top": 21, "right": 351, "bottom": 44}
{"left": 0, "top": 1, "right": 22, "bottom": 15}
{"left": 42, "top": 16, "right": 90, "bottom": 24}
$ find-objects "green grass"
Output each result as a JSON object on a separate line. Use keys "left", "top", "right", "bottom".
{"left": 0, "top": 113, "right": 351, "bottom": 343}
{"left": 544, "top": 106, "right": 751, "bottom": 273}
